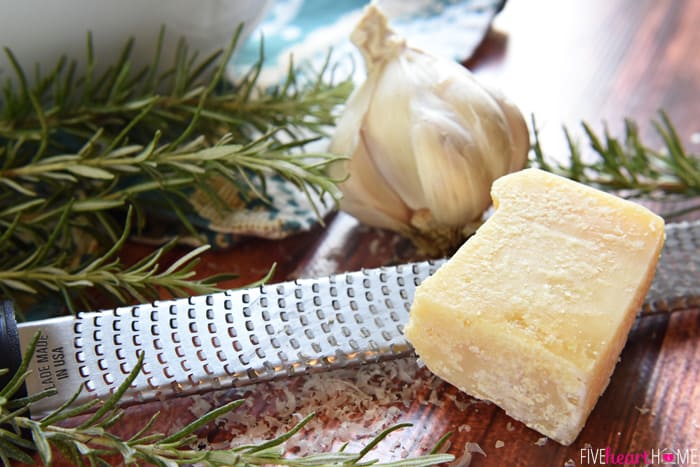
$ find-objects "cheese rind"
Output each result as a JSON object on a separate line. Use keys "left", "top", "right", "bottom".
{"left": 404, "top": 168, "right": 665, "bottom": 445}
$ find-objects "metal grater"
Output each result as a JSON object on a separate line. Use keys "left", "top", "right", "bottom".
{"left": 2, "top": 220, "right": 700, "bottom": 418}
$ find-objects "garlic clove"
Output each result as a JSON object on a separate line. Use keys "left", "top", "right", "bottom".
{"left": 411, "top": 110, "right": 492, "bottom": 227}
{"left": 436, "top": 74, "right": 516, "bottom": 179}
{"left": 328, "top": 71, "right": 412, "bottom": 231}
{"left": 485, "top": 86, "right": 531, "bottom": 172}
{"left": 331, "top": 132, "right": 412, "bottom": 232}
{"left": 361, "top": 66, "right": 426, "bottom": 210}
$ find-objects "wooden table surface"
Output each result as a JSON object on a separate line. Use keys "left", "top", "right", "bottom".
{"left": 44, "top": 0, "right": 700, "bottom": 466}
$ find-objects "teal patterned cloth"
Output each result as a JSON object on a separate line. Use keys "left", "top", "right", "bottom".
{"left": 234, "top": 0, "right": 506, "bottom": 85}
{"left": 188, "top": 0, "right": 505, "bottom": 247}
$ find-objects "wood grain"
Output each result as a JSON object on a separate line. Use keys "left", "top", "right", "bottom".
{"left": 24, "top": 0, "right": 700, "bottom": 465}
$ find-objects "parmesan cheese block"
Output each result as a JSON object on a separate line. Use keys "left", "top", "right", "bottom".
{"left": 404, "top": 168, "right": 665, "bottom": 445}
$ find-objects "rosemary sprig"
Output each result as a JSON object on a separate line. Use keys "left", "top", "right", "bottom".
{"left": 0, "top": 205, "right": 246, "bottom": 318}
{"left": 0, "top": 126, "right": 345, "bottom": 245}
{"left": 0, "top": 332, "right": 455, "bottom": 466}
{"left": 0, "top": 27, "right": 353, "bottom": 152}
{"left": 529, "top": 111, "right": 700, "bottom": 213}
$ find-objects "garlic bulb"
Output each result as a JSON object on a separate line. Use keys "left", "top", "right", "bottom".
{"left": 328, "top": 4, "right": 529, "bottom": 254}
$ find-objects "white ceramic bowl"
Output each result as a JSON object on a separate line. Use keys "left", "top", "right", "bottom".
{"left": 0, "top": 0, "right": 272, "bottom": 84}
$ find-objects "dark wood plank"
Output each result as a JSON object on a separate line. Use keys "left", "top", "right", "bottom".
{"left": 19, "top": 0, "right": 700, "bottom": 465}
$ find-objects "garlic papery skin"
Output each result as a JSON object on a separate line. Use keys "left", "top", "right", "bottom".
{"left": 328, "top": 4, "right": 529, "bottom": 254}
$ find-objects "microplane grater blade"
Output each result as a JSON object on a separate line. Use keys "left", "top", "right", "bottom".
{"left": 17, "top": 260, "right": 445, "bottom": 418}
{"left": 642, "top": 221, "right": 700, "bottom": 314}
{"left": 14, "top": 220, "right": 700, "bottom": 418}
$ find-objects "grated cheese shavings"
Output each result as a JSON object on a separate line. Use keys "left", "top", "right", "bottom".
{"left": 535, "top": 437, "right": 548, "bottom": 446}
